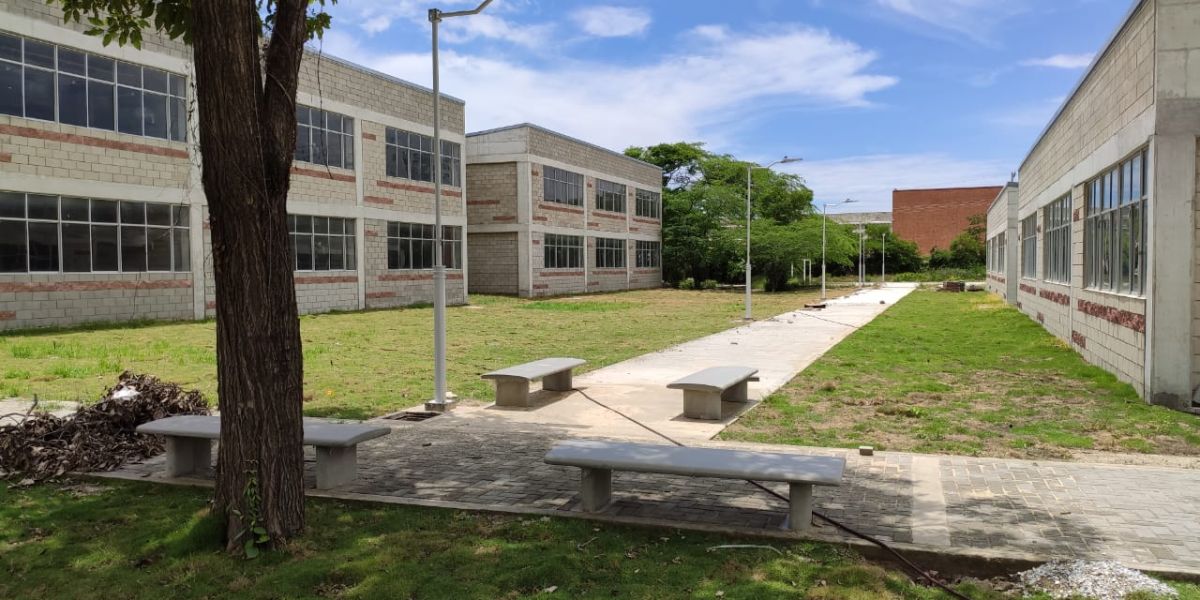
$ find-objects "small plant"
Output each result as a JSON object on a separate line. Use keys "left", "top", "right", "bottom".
{"left": 699, "top": 279, "right": 718, "bottom": 290}
{"left": 678, "top": 277, "right": 696, "bottom": 290}
{"left": 231, "top": 464, "right": 270, "bottom": 559}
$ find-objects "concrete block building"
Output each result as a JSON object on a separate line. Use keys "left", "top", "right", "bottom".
{"left": 464, "top": 124, "right": 663, "bottom": 297}
{"left": 893, "top": 185, "right": 1003, "bottom": 254}
{"left": 986, "top": 0, "right": 1200, "bottom": 410}
{"left": 0, "top": 0, "right": 467, "bottom": 330}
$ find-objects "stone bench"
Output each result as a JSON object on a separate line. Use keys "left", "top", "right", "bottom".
{"left": 136, "top": 415, "right": 391, "bottom": 489}
{"left": 544, "top": 440, "right": 844, "bottom": 531}
{"left": 482, "top": 357, "right": 586, "bottom": 407}
{"left": 667, "top": 366, "right": 760, "bottom": 420}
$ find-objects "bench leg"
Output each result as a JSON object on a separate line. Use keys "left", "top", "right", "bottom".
{"left": 164, "top": 437, "right": 210, "bottom": 478}
{"left": 580, "top": 468, "right": 612, "bottom": 512}
{"left": 542, "top": 370, "right": 573, "bottom": 392}
{"left": 787, "top": 482, "right": 814, "bottom": 532}
{"left": 721, "top": 380, "right": 750, "bottom": 403}
{"left": 682, "top": 390, "right": 723, "bottom": 420}
{"left": 315, "top": 445, "right": 357, "bottom": 489}
{"left": 493, "top": 379, "right": 531, "bottom": 407}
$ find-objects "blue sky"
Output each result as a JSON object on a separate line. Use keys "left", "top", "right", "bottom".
{"left": 318, "top": 0, "right": 1132, "bottom": 212}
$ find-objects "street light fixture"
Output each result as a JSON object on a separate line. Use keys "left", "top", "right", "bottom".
{"left": 745, "top": 156, "right": 801, "bottom": 321}
{"left": 821, "top": 198, "right": 857, "bottom": 300}
{"left": 425, "top": 0, "right": 492, "bottom": 413}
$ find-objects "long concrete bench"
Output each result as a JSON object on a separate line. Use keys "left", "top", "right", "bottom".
{"left": 668, "top": 366, "right": 760, "bottom": 420}
{"left": 544, "top": 440, "right": 844, "bottom": 531}
{"left": 482, "top": 357, "right": 586, "bottom": 407}
{"left": 136, "top": 415, "right": 391, "bottom": 489}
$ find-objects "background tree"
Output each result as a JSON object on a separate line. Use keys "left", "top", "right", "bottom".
{"left": 947, "top": 214, "right": 986, "bottom": 268}
{"left": 750, "top": 219, "right": 854, "bottom": 291}
{"left": 52, "top": 0, "right": 335, "bottom": 551}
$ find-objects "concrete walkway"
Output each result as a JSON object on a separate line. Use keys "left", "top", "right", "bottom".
{"left": 446, "top": 284, "right": 917, "bottom": 441}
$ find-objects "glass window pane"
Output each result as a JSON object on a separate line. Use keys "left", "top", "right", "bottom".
{"left": 61, "top": 197, "right": 89, "bottom": 221}
{"left": 168, "top": 73, "right": 185, "bottom": 97}
{"left": 0, "top": 33, "right": 20, "bottom": 61}
{"left": 143, "top": 92, "right": 167, "bottom": 139}
{"left": 117, "top": 86, "right": 142, "bottom": 135}
{"left": 24, "top": 67, "right": 55, "bottom": 121}
{"left": 88, "top": 55, "right": 115, "bottom": 81}
{"left": 173, "top": 228, "right": 190, "bottom": 271}
{"left": 0, "top": 62, "right": 21, "bottom": 116}
{"left": 121, "top": 225, "right": 146, "bottom": 271}
{"left": 58, "top": 48, "right": 86, "bottom": 75}
{"left": 0, "top": 192, "right": 23, "bottom": 218}
{"left": 313, "top": 217, "right": 328, "bottom": 234}
{"left": 142, "top": 68, "right": 168, "bottom": 93}
{"left": 61, "top": 223, "right": 90, "bottom": 272}
{"left": 92, "top": 200, "right": 118, "bottom": 223}
{"left": 1131, "top": 154, "right": 1142, "bottom": 201}
{"left": 58, "top": 73, "right": 88, "bottom": 126}
{"left": 91, "top": 224, "right": 118, "bottom": 271}
{"left": 145, "top": 203, "right": 172, "bottom": 226}
{"left": 120, "top": 201, "right": 144, "bottom": 224}
{"left": 169, "top": 96, "right": 186, "bottom": 141}
{"left": 328, "top": 237, "right": 344, "bottom": 270}
{"left": 0, "top": 220, "right": 27, "bottom": 272}
{"left": 147, "top": 227, "right": 172, "bottom": 271}
{"left": 343, "top": 136, "right": 354, "bottom": 169}
{"left": 24, "top": 39, "right": 54, "bottom": 68}
{"left": 27, "top": 194, "right": 57, "bottom": 220}
{"left": 295, "top": 124, "right": 311, "bottom": 162}
{"left": 117, "top": 62, "right": 140, "bottom": 86}
{"left": 172, "top": 205, "right": 189, "bottom": 226}
{"left": 326, "top": 133, "right": 343, "bottom": 168}
{"left": 88, "top": 80, "right": 115, "bottom": 130}
{"left": 28, "top": 221, "right": 59, "bottom": 271}
{"left": 295, "top": 215, "right": 311, "bottom": 233}
{"left": 294, "top": 233, "right": 312, "bottom": 270}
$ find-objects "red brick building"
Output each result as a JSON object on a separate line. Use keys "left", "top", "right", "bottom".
{"left": 892, "top": 186, "right": 1003, "bottom": 254}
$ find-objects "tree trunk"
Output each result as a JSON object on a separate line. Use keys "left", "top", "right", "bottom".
{"left": 191, "top": 0, "right": 310, "bottom": 549}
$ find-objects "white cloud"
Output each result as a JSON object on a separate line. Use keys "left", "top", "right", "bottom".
{"left": 319, "top": 24, "right": 896, "bottom": 152}
{"left": 986, "top": 96, "right": 1065, "bottom": 128}
{"left": 791, "top": 154, "right": 1010, "bottom": 212}
{"left": 439, "top": 14, "right": 554, "bottom": 48}
{"left": 1020, "top": 53, "right": 1094, "bottom": 69}
{"left": 873, "top": 0, "right": 1029, "bottom": 43}
{"left": 570, "top": 6, "right": 652, "bottom": 38}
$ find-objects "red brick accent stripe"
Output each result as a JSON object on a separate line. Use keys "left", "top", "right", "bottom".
{"left": 1072, "top": 330, "right": 1087, "bottom": 348}
{"left": 1077, "top": 298, "right": 1145, "bottom": 333}
{"left": 0, "top": 311, "right": 15, "bottom": 321}
{"left": 539, "top": 270, "right": 584, "bottom": 277}
{"left": 591, "top": 269, "right": 626, "bottom": 275}
{"left": 0, "top": 124, "right": 189, "bottom": 159}
{"left": 294, "top": 274, "right": 357, "bottom": 285}
{"left": 366, "top": 291, "right": 396, "bottom": 299}
{"left": 365, "top": 230, "right": 380, "bottom": 237}
{"left": 364, "top": 196, "right": 392, "bottom": 205}
{"left": 292, "top": 166, "right": 355, "bottom": 182}
{"left": 362, "top": 132, "right": 377, "bottom": 141}
{"left": 205, "top": 301, "right": 216, "bottom": 310}
{"left": 633, "top": 269, "right": 659, "bottom": 275}
{"left": 377, "top": 272, "right": 463, "bottom": 282}
{"left": 533, "top": 216, "right": 548, "bottom": 222}
{"left": 987, "top": 274, "right": 1005, "bottom": 284}
{"left": 0, "top": 152, "right": 11, "bottom": 163}
{"left": 1039, "top": 288, "right": 1070, "bottom": 306}
{"left": 376, "top": 180, "right": 462, "bottom": 198}
{"left": 532, "top": 283, "right": 549, "bottom": 290}
{"left": 588, "top": 281, "right": 600, "bottom": 286}
{"left": 592, "top": 211, "right": 625, "bottom": 221}
{"left": 467, "top": 199, "right": 500, "bottom": 206}
{"left": 1019, "top": 283, "right": 1037, "bottom": 295}
{"left": 531, "top": 239, "right": 541, "bottom": 245}
{"left": 587, "top": 222, "right": 600, "bottom": 228}
{"left": 493, "top": 215, "right": 516, "bottom": 222}
{"left": 0, "top": 279, "right": 191, "bottom": 293}
{"left": 537, "top": 202, "right": 584, "bottom": 215}
{"left": 632, "top": 217, "right": 660, "bottom": 225}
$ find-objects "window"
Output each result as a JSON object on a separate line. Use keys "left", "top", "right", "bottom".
{"left": 594, "top": 237, "right": 625, "bottom": 268}
{"left": 1043, "top": 195, "right": 1071, "bottom": 284}
{"left": 987, "top": 233, "right": 1006, "bottom": 273}
{"left": 543, "top": 233, "right": 582, "bottom": 269}
{"left": 385, "top": 128, "right": 461, "bottom": 186}
{"left": 543, "top": 166, "right": 583, "bottom": 206}
{"left": 636, "top": 189, "right": 661, "bottom": 219}
{"left": 288, "top": 215, "right": 355, "bottom": 271}
{"left": 636, "top": 240, "right": 660, "bottom": 268}
{"left": 1020, "top": 215, "right": 1037, "bottom": 279}
{"left": 386, "top": 222, "right": 462, "bottom": 269}
{"left": 295, "top": 106, "right": 354, "bottom": 169}
{"left": 0, "top": 32, "right": 187, "bottom": 141}
{"left": 0, "top": 191, "right": 189, "bottom": 273}
{"left": 1085, "top": 148, "right": 1147, "bottom": 295}
{"left": 595, "top": 179, "right": 626, "bottom": 213}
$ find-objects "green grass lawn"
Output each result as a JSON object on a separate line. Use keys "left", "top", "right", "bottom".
{"left": 0, "top": 289, "right": 817, "bottom": 419}
{"left": 723, "top": 290, "right": 1200, "bottom": 459}
{"left": 0, "top": 478, "right": 1103, "bottom": 600}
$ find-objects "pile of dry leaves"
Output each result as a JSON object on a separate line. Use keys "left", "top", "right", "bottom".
{"left": 0, "top": 372, "right": 208, "bottom": 481}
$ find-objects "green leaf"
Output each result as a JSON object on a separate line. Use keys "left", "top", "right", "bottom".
{"left": 252, "top": 526, "right": 267, "bottom": 535}
{"left": 244, "top": 540, "right": 259, "bottom": 559}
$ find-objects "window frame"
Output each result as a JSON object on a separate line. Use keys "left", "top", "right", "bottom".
{"left": 384, "top": 127, "right": 462, "bottom": 187}
{"left": 287, "top": 215, "right": 356, "bottom": 272}
{"left": 295, "top": 106, "right": 355, "bottom": 170}
{"left": 542, "top": 166, "right": 584, "bottom": 207}
{"left": 385, "top": 221, "right": 462, "bottom": 270}
{"left": 1084, "top": 147, "right": 1147, "bottom": 296}
{"left": 543, "top": 233, "right": 583, "bottom": 269}
{"left": 1020, "top": 214, "right": 1037, "bottom": 279}
{"left": 635, "top": 189, "right": 661, "bottom": 219}
{"left": 635, "top": 240, "right": 661, "bottom": 268}
{"left": 594, "top": 179, "right": 626, "bottom": 213}
{"left": 1042, "top": 194, "right": 1071, "bottom": 284}
{"left": 594, "top": 237, "right": 625, "bottom": 268}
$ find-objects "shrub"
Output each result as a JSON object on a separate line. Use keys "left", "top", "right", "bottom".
{"left": 678, "top": 277, "right": 696, "bottom": 290}
{"left": 699, "top": 279, "right": 718, "bottom": 290}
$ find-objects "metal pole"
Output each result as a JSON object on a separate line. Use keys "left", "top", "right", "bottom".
{"left": 744, "top": 164, "right": 752, "bottom": 320}
{"left": 427, "top": 9, "right": 451, "bottom": 411}
{"left": 820, "top": 203, "right": 827, "bottom": 300}
{"left": 882, "top": 232, "right": 887, "bottom": 283}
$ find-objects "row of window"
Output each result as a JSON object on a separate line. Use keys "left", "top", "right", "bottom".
{"left": 0, "top": 193, "right": 190, "bottom": 273}
{"left": 386, "top": 222, "right": 462, "bottom": 270}
{"left": 542, "top": 166, "right": 661, "bottom": 218}
{"left": 385, "top": 127, "right": 462, "bottom": 187}
{"left": 997, "top": 147, "right": 1149, "bottom": 297}
{"left": 542, "top": 235, "right": 660, "bottom": 269}
{"left": 0, "top": 31, "right": 187, "bottom": 142}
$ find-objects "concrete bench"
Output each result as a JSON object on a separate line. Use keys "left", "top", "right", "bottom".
{"left": 544, "top": 440, "right": 844, "bottom": 531}
{"left": 668, "top": 366, "right": 760, "bottom": 420}
{"left": 136, "top": 415, "right": 391, "bottom": 489}
{"left": 482, "top": 357, "right": 586, "bottom": 407}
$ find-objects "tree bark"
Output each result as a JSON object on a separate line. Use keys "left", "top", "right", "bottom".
{"left": 191, "top": 0, "right": 310, "bottom": 549}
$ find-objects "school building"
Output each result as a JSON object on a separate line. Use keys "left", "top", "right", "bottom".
{"left": 986, "top": 0, "right": 1200, "bottom": 411}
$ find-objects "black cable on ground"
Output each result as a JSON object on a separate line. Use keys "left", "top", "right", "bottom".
{"left": 570, "top": 387, "right": 972, "bottom": 600}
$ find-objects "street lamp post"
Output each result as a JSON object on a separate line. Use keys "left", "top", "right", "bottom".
{"left": 744, "top": 156, "right": 801, "bottom": 320}
{"left": 881, "top": 231, "right": 887, "bottom": 284}
{"left": 426, "top": 0, "right": 492, "bottom": 413}
{"left": 820, "top": 198, "right": 857, "bottom": 300}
